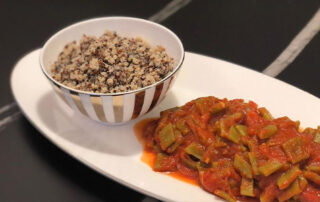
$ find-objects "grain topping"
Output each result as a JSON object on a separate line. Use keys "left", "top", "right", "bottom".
{"left": 51, "top": 31, "right": 175, "bottom": 93}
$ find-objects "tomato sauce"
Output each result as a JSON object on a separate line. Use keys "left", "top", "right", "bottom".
{"left": 134, "top": 96, "right": 320, "bottom": 201}
{"left": 134, "top": 118, "right": 199, "bottom": 186}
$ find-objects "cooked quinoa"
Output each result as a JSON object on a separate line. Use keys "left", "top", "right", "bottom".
{"left": 51, "top": 31, "right": 175, "bottom": 93}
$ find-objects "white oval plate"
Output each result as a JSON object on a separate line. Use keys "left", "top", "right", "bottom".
{"left": 11, "top": 49, "right": 320, "bottom": 202}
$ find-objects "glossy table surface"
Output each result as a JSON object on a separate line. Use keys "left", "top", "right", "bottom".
{"left": 1, "top": 0, "right": 319, "bottom": 201}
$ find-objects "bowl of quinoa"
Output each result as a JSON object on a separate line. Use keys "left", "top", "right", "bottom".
{"left": 40, "top": 17, "right": 184, "bottom": 124}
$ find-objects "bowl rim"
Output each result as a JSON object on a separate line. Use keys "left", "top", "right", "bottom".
{"left": 39, "top": 16, "right": 185, "bottom": 97}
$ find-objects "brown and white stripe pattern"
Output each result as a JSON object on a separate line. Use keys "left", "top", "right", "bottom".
{"left": 50, "top": 75, "right": 177, "bottom": 124}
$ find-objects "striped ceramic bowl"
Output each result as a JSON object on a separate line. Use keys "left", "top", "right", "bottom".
{"left": 40, "top": 17, "right": 184, "bottom": 124}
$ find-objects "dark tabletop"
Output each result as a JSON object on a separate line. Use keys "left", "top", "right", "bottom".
{"left": 1, "top": 0, "right": 320, "bottom": 201}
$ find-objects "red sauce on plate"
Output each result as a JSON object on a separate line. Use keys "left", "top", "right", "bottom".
{"left": 134, "top": 96, "right": 320, "bottom": 201}
{"left": 134, "top": 119, "right": 198, "bottom": 186}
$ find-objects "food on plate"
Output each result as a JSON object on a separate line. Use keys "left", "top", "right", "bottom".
{"left": 51, "top": 31, "right": 174, "bottom": 93}
{"left": 138, "top": 96, "right": 320, "bottom": 201}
